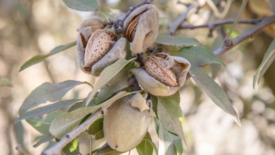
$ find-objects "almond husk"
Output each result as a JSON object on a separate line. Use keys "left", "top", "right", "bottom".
{"left": 130, "top": 53, "right": 191, "bottom": 96}
{"left": 123, "top": 4, "right": 159, "bottom": 54}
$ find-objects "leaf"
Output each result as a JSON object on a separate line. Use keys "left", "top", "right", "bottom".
{"left": 87, "top": 117, "right": 104, "bottom": 140}
{"left": 95, "top": 69, "right": 128, "bottom": 104}
{"left": 155, "top": 35, "right": 199, "bottom": 47}
{"left": 18, "top": 80, "right": 85, "bottom": 116}
{"left": 0, "top": 76, "right": 13, "bottom": 87}
{"left": 136, "top": 132, "right": 158, "bottom": 155}
{"left": 16, "top": 99, "right": 79, "bottom": 122}
{"left": 26, "top": 111, "right": 65, "bottom": 134}
{"left": 93, "top": 147, "right": 122, "bottom": 155}
{"left": 62, "top": 138, "right": 80, "bottom": 155}
{"left": 14, "top": 121, "right": 26, "bottom": 149}
{"left": 33, "top": 134, "right": 55, "bottom": 148}
{"left": 63, "top": 0, "right": 98, "bottom": 11}
{"left": 178, "top": 46, "right": 225, "bottom": 66}
{"left": 86, "top": 58, "right": 135, "bottom": 105}
{"left": 19, "top": 41, "right": 76, "bottom": 72}
{"left": 156, "top": 119, "right": 183, "bottom": 155}
{"left": 50, "top": 91, "right": 139, "bottom": 139}
{"left": 157, "top": 94, "right": 187, "bottom": 150}
{"left": 190, "top": 66, "right": 241, "bottom": 126}
{"left": 68, "top": 100, "right": 86, "bottom": 112}
{"left": 151, "top": 95, "right": 158, "bottom": 118}
{"left": 253, "top": 38, "right": 275, "bottom": 88}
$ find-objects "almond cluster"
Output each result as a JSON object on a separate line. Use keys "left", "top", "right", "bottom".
{"left": 75, "top": 3, "right": 191, "bottom": 152}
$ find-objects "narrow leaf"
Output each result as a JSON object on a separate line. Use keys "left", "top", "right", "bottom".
{"left": 136, "top": 132, "right": 158, "bottom": 155}
{"left": 16, "top": 99, "right": 79, "bottom": 122}
{"left": 87, "top": 117, "right": 104, "bottom": 140}
{"left": 253, "top": 38, "right": 275, "bottom": 88}
{"left": 190, "top": 66, "right": 241, "bottom": 126}
{"left": 18, "top": 80, "right": 84, "bottom": 116}
{"left": 157, "top": 121, "right": 182, "bottom": 155}
{"left": 95, "top": 69, "right": 128, "bottom": 104}
{"left": 178, "top": 46, "right": 225, "bottom": 66}
{"left": 93, "top": 147, "right": 122, "bottom": 155}
{"left": 0, "top": 77, "right": 13, "bottom": 87}
{"left": 62, "top": 138, "right": 80, "bottom": 155}
{"left": 33, "top": 134, "right": 55, "bottom": 148}
{"left": 63, "top": 0, "right": 98, "bottom": 11}
{"left": 158, "top": 94, "right": 187, "bottom": 149}
{"left": 19, "top": 41, "right": 76, "bottom": 72}
{"left": 26, "top": 111, "right": 65, "bottom": 134}
{"left": 155, "top": 35, "right": 199, "bottom": 47}
{"left": 86, "top": 58, "right": 135, "bottom": 105}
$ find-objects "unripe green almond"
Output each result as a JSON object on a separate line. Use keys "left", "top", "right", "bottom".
{"left": 104, "top": 94, "right": 151, "bottom": 152}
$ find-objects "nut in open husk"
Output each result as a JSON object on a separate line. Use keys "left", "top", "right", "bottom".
{"left": 76, "top": 21, "right": 127, "bottom": 76}
{"left": 131, "top": 53, "right": 191, "bottom": 96}
{"left": 104, "top": 93, "right": 151, "bottom": 152}
{"left": 123, "top": 4, "right": 159, "bottom": 54}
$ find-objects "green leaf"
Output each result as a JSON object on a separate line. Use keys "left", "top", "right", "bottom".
{"left": 190, "top": 66, "right": 241, "bottom": 126}
{"left": 63, "top": 0, "right": 98, "bottom": 11}
{"left": 253, "top": 38, "right": 275, "bottom": 88}
{"left": 87, "top": 117, "right": 104, "bottom": 140}
{"left": 68, "top": 100, "right": 86, "bottom": 112}
{"left": 156, "top": 119, "right": 183, "bottom": 155}
{"left": 16, "top": 99, "right": 79, "bottom": 122}
{"left": 151, "top": 95, "right": 158, "bottom": 118}
{"left": 14, "top": 121, "right": 26, "bottom": 149}
{"left": 94, "top": 147, "right": 122, "bottom": 155}
{"left": 26, "top": 111, "right": 65, "bottom": 134}
{"left": 50, "top": 91, "right": 139, "bottom": 139}
{"left": 62, "top": 138, "right": 80, "bottom": 155}
{"left": 33, "top": 134, "right": 55, "bottom": 148}
{"left": 178, "top": 46, "right": 225, "bottom": 66}
{"left": 86, "top": 58, "right": 135, "bottom": 105}
{"left": 157, "top": 94, "right": 187, "bottom": 150}
{"left": 0, "top": 76, "right": 13, "bottom": 87}
{"left": 18, "top": 80, "right": 86, "bottom": 116}
{"left": 19, "top": 41, "right": 76, "bottom": 72}
{"left": 136, "top": 132, "right": 158, "bottom": 155}
{"left": 155, "top": 35, "right": 199, "bottom": 47}
{"left": 95, "top": 69, "right": 128, "bottom": 104}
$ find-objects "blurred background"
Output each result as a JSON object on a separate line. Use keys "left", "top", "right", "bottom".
{"left": 0, "top": 0, "right": 275, "bottom": 154}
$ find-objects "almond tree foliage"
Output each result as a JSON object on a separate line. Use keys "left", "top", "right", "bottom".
{"left": 13, "top": 0, "right": 275, "bottom": 155}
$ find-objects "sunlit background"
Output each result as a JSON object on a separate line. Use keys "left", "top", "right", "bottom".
{"left": 1, "top": 0, "right": 275, "bottom": 154}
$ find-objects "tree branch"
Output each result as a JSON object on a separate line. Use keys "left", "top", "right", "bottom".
{"left": 185, "top": 14, "right": 275, "bottom": 81}
{"left": 42, "top": 109, "right": 103, "bottom": 155}
{"left": 214, "top": 14, "right": 275, "bottom": 56}
{"left": 179, "top": 18, "right": 262, "bottom": 30}
{"left": 166, "top": 2, "right": 199, "bottom": 36}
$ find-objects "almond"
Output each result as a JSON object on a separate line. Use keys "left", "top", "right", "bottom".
{"left": 126, "top": 14, "right": 142, "bottom": 42}
{"left": 84, "top": 29, "right": 117, "bottom": 71}
{"left": 145, "top": 55, "right": 178, "bottom": 87}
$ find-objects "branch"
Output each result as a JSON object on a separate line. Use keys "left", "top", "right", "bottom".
{"left": 214, "top": 14, "right": 275, "bottom": 56}
{"left": 42, "top": 109, "right": 103, "bottom": 155}
{"left": 179, "top": 18, "right": 262, "bottom": 37}
{"left": 166, "top": 2, "right": 199, "bottom": 36}
{"left": 179, "top": 18, "right": 262, "bottom": 30}
{"left": 185, "top": 14, "right": 275, "bottom": 81}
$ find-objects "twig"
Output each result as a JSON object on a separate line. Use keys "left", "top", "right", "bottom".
{"left": 185, "top": 14, "right": 275, "bottom": 81}
{"left": 42, "top": 109, "right": 103, "bottom": 155}
{"left": 179, "top": 18, "right": 262, "bottom": 30}
{"left": 15, "top": 145, "right": 25, "bottom": 155}
{"left": 214, "top": 14, "right": 275, "bottom": 56}
{"left": 179, "top": 18, "right": 262, "bottom": 37}
{"left": 166, "top": 2, "right": 199, "bottom": 35}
